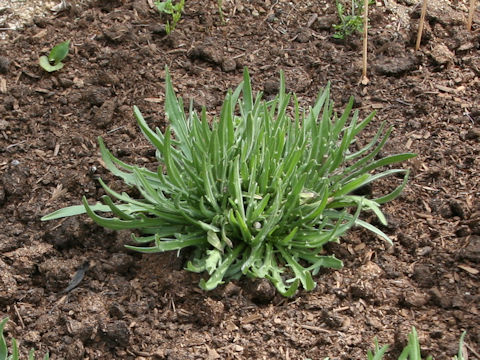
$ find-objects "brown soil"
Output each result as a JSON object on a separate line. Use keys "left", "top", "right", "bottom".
{"left": 1, "top": 0, "right": 479, "bottom": 359}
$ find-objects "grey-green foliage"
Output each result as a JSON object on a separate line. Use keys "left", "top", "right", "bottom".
{"left": 0, "top": 318, "right": 49, "bottom": 360}
{"left": 42, "top": 67, "right": 415, "bottom": 296}
{"left": 367, "top": 327, "right": 467, "bottom": 360}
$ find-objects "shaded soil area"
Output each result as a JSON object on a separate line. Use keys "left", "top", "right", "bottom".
{"left": 1, "top": 0, "right": 480, "bottom": 359}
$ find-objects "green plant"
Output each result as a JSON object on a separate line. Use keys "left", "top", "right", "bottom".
{"left": 333, "top": 0, "right": 373, "bottom": 39}
{"left": 217, "top": 0, "right": 225, "bottom": 24}
{"left": 154, "top": 0, "right": 185, "bottom": 34}
{"left": 42, "top": 67, "right": 414, "bottom": 296}
{"left": 0, "top": 317, "right": 49, "bottom": 360}
{"left": 38, "top": 40, "right": 70, "bottom": 72}
{"left": 367, "top": 327, "right": 467, "bottom": 360}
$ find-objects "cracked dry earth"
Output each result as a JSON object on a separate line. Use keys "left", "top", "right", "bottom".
{"left": 0, "top": 0, "right": 479, "bottom": 359}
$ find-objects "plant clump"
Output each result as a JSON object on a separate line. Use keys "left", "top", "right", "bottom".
{"left": 42, "top": 68, "right": 415, "bottom": 296}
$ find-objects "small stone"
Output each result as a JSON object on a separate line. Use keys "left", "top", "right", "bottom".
{"left": 100, "top": 320, "right": 130, "bottom": 347}
{"left": 375, "top": 55, "right": 419, "bottom": 77}
{"left": 458, "top": 235, "right": 480, "bottom": 263}
{"left": 430, "top": 44, "right": 454, "bottom": 65}
{"left": 402, "top": 291, "right": 430, "bottom": 307}
{"left": 221, "top": 58, "right": 236, "bottom": 72}
{"left": 0, "top": 56, "right": 10, "bottom": 74}
{"left": 312, "top": 14, "right": 337, "bottom": 31}
{"left": 189, "top": 45, "right": 223, "bottom": 65}
{"left": 416, "top": 246, "right": 432, "bottom": 256}
{"left": 412, "top": 264, "right": 435, "bottom": 288}
{"left": 263, "top": 79, "right": 279, "bottom": 95}
{"left": 245, "top": 278, "right": 276, "bottom": 304}
{"left": 455, "top": 225, "right": 471, "bottom": 237}
{"left": 83, "top": 87, "right": 110, "bottom": 107}
{"left": 196, "top": 298, "right": 225, "bottom": 326}
{"left": 449, "top": 200, "right": 466, "bottom": 219}
{"left": 94, "top": 98, "right": 116, "bottom": 129}
{"left": 465, "top": 128, "right": 480, "bottom": 141}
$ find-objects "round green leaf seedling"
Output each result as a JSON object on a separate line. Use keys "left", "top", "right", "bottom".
{"left": 39, "top": 40, "right": 70, "bottom": 72}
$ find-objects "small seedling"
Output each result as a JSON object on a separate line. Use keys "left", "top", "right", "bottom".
{"left": 155, "top": 0, "right": 185, "bottom": 34}
{"left": 333, "top": 0, "right": 373, "bottom": 39}
{"left": 0, "top": 317, "right": 49, "bottom": 360}
{"left": 39, "top": 40, "right": 70, "bottom": 72}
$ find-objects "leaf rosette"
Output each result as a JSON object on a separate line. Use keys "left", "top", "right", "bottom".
{"left": 42, "top": 68, "right": 415, "bottom": 296}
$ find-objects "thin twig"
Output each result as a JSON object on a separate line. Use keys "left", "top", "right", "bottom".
{"left": 466, "top": 0, "right": 476, "bottom": 31}
{"left": 361, "top": 0, "right": 369, "bottom": 84}
{"left": 415, "top": 0, "right": 428, "bottom": 50}
{"left": 13, "top": 304, "right": 25, "bottom": 329}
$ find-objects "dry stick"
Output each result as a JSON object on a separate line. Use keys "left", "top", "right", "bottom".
{"left": 467, "top": 0, "right": 476, "bottom": 30}
{"left": 415, "top": 0, "right": 428, "bottom": 50}
{"left": 361, "top": 0, "right": 369, "bottom": 84}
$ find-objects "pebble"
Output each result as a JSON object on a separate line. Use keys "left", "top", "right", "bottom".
{"left": 430, "top": 44, "right": 454, "bottom": 65}
{"left": 0, "top": 56, "right": 10, "bottom": 74}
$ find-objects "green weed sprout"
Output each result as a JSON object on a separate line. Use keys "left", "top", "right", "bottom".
{"left": 333, "top": 0, "right": 373, "bottom": 39}
{"left": 0, "top": 317, "right": 49, "bottom": 360}
{"left": 42, "top": 67, "right": 415, "bottom": 296}
{"left": 38, "top": 40, "right": 70, "bottom": 72}
{"left": 155, "top": 0, "right": 185, "bottom": 34}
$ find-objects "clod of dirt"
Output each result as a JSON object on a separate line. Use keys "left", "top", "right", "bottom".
{"left": 0, "top": 185, "right": 5, "bottom": 205}
{"left": 412, "top": 264, "right": 435, "bottom": 288}
{"left": 0, "top": 56, "right": 10, "bottom": 74}
{"left": 321, "top": 309, "right": 344, "bottom": 329}
{"left": 465, "top": 128, "right": 480, "bottom": 141}
{"left": 195, "top": 297, "right": 225, "bottom": 326}
{"left": 455, "top": 225, "right": 471, "bottom": 237}
{"left": 311, "top": 14, "right": 337, "bottom": 31}
{"left": 102, "top": 24, "right": 132, "bottom": 44}
{"left": 429, "top": 287, "right": 452, "bottom": 308}
{"left": 95, "top": 0, "right": 124, "bottom": 11}
{"left": 62, "top": 338, "right": 85, "bottom": 360}
{"left": 458, "top": 235, "right": 480, "bottom": 263}
{"left": 449, "top": 199, "right": 466, "bottom": 219}
{"left": 94, "top": 98, "right": 116, "bottom": 128}
{"left": 244, "top": 278, "right": 276, "bottom": 304}
{"left": 263, "top": 79, "right": 280, "bottom": 96}
{"left": 44, "top": 216, "right": 83, "bottom": 250}
{"left": 83, "top": 86, "right": 111, "bottom": 107}
{"left": 67, "top": 319, "right": 95, "bottom": 342}
{"left": 189, "top": 45, "right": 223, "bottom": 65}
{"left": 430, "top": 44, "right": 454, "bottom": 66}
{"left": 1, "top": 164, "right": 30, "bottom": 199}
{"left": 375, "top": 55, "right": 419, "bottom": 77}
{"left": 0, "top": 259, "right": 17, "bottom": 304}
{"left": 401, "top": 291, "right": 430, "bottom": 307}
{"left": 102, "top": 253, "right": 134, "bottom": 274}
{"left": 294, "top": 29, "right": 311, "bottom": 43}
{"left": 100, "top": 320, "right": 130, "bottom": 347}
{"left": 221, "top": 58, "right": 237, "bottom": 73}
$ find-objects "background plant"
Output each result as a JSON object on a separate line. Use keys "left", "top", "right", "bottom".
{"left": 333, "top": 0, "right": 373, "bottom": 39}
{"left": 43, "top": 67, "right": 415, "bottom": 296}
{"left": 154, "top": 0, "right": 185, "bottom": 34}
{"left": 0, "top": 318, "right": 49, "bottom": 360}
